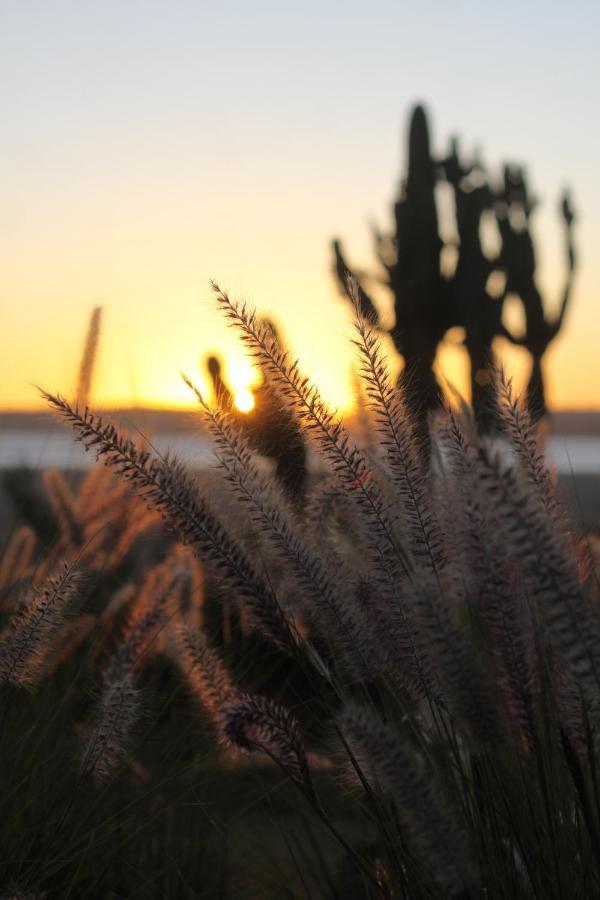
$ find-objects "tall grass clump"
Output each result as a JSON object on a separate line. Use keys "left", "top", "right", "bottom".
{"left": 10, "top": 282, "right": 600, "bottom": 897}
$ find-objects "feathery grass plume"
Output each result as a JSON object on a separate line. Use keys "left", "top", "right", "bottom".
{"left": 434, "top": 404, "right": 499, "bottom": 601}
{"left": 73, "top": 460, "right": 128, "bottom": 524}
{"left": 223, "top": 692, "right": 314, "bottom": 796}
{"left": 175, "top": 547, "right": 204, "bottom": 617}
{"left": 495, "top": 367, "right": 562, "bottom": 523}
{"left": 0, "top": 562, "right": 80, "bottom": 687}
{"left": 171, "top": 619, "right": 235, "bottom": 739}
{"left": 41, "top": 390, "right": 296, "bottom": 651}
{"left": 112, "top": 570, "right": 182, "bottom": 674}
{"left": 71, "top": 458, "right": 106, "bottom": 514}
{"left": 76, "top": 305, "right": 102, "bottom": 408}
{"left": 0, "top": 525, "right": 36, "bottom": 603}
{"left": 350, "top": 367, "right": 379, "bottom": 459}
{"left": 432, "top": 398, "right": 481, "bottom": 576}
{"left": 434, "top": 396, "right": 478, "bottom": 479}
{"left": 251, "top": 318, "right": 308, "bottom": 500}
{"left": 122, "top": 555, "right": 176, "bottom": 633}
{"left": 427, "top": 452, "right": 470, "bottom": 611}
{"left": 303, "top": 479, "right": 346, "bottom": 555}
{"left": 80, "top": 667, "right": 140, "bottom": 783}
{"left": 359, "top": 576, "right": 440, "bottom": 692}
{"left": 212, "top": 283, "right": 409, "bottom": 577}
{"left": 350, "top": 280, "right": 445, "bottom": 576}
{"left": 42, "top": 469, "right": 83, "bottom": 546}
{"left": 327, "top": 577, "right": 397, "bottom": 684}
{"left": 44, "top": 613, "right": 96, "bottom": 675}
{"left": 184, "top": 374, "right": 383, "bottom": 680}
{"left": 338, "top": 703, "right": 474, "bottom": 894}
{"left": 553, "top": 662, "right": 589, "bottom": 754}
{"left": 411, "top": 577, "right": 503, "bottom": 745}
{"left": 22, "top": 460, "right": 145, "bottom": 587}
{"left": 99, "top": 582, "right": 136, "bottom": 626}
{"left": 303, "top": 479, "right": 367, "bottom": 578}
{"left": 104, "top": 507, "right": 159, "bottom": 570}
{"left": 471, "top": 519, "right": 540, "bottom": 750}
{"left": 474, "top": 443, "right": 600, "bottom": 701}
{"left": 477, "top": 543, "right": 538, "bottom": 751}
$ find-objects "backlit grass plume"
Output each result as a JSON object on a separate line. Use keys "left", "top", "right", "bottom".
{"left": 76, "top": 305, "right": 102, "bottom": 409}
{"left": 0, "top": 562, "right": 81, "bottom": 688}
{"left": 80, "top": 666, "right": 140, "bottom": 783}
{"left": 223, "top": 693, "right": 314, "bottom": 798}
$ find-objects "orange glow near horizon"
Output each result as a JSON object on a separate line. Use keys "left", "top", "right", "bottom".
{"left": 1, "top": 176, "right": 597, "bottom": 417}
{"left": 1, "top": 134, "right": 598, "bottom": 417}
{"left": 2, "top": 5, "right": 600, "bottom": 417}
{"left": 2, "top": 297, "right": 596, "bottom": 416}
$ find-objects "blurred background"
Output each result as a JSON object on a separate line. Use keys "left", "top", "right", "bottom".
{"left": 1, "top": 1, "right": 599, "bottom": 416}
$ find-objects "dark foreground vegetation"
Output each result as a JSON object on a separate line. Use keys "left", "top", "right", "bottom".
{"left": 0, "top": 284, "right": 599, "bottom": 898}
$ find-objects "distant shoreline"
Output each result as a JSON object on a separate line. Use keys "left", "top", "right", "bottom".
{"left": 2, "top": 408, "right": 600, "bottom": 436}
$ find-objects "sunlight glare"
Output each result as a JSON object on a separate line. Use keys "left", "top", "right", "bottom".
{"left": 227, "top": 356, "right": 259, "bottom": 413}
{"left": 233, "top": 388, "right": 255, "bottom": 413}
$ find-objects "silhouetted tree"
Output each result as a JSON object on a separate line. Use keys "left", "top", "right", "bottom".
{"left": 440, "top": 142, "right": 505, "bottom": 430}
{"left": 495, "top": 168, "right": 576, "bottom": 421}
{"left": 333, "top": 104, "right": 576, "bottom": 429}
{"left": 335, "top": 105, "right": 450, "bottom": 434}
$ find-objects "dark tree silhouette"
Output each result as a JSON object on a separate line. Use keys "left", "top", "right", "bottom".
{"left": 440, "top": 142, "right": 506, "bottom": 430}
{"left": 495, "top": 168, "right": 576, "bottom": 421}
{"left": 333, "top": 104, "right": 576, "bottom": 429}
{"left": 335, "top": 105, "right": 450, "bottom": 431}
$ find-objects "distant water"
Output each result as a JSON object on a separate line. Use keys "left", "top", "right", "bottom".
{"left": 548, "top": 436, "right": 600, "bottom": 474}
{"left": 0, "top": 429, "right": 598, "bottom": 474}
{"left": 0, "top": 430, "right": 215, "bottom": 470}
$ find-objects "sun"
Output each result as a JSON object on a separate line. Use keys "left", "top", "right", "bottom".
{"left": 233, "top": 388, "right": 255, "bottom": 413}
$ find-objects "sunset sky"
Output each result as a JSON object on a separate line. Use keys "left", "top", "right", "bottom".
{"left": 2, "top": 1, "right": 599, "bottom": 413}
